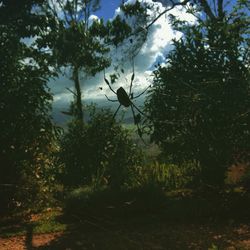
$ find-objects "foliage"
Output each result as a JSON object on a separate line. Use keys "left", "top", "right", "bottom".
{"left": 39, "top": 0, "right": 111, "bottom": 121}
{"left": 106, "top": 15, "right": 132, "bottom": 47}
{"left": 0, "top": 209, "right": 66, "bottom": 238}
{"left": 145, "top": 1, "right": 250, "bottom": 185}
{"left": 41, "top": 4, "right": 110, "bottom": 75}
{"left": 208, "top": 244, "right": 219, "bottom": 250}
{"left": 41, "top": 0, "right": 147, "bottom": 122}
{"left": 132, "top": 161, "right": 200, "bottom": 191}
{"left": 0, "top": 0, "right": 56, "bottom": 211}
{"left": 240, "top": 165, "right": 250, "bottom": 190}
{"left": 59, "top": 108, "right": 142, "bottom": 189}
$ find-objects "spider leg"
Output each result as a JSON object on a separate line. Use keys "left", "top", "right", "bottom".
{"left": 133, "top": 85, "right": 151, "bottom": 99}
{"left": 131, "top": 105, "right": 146, "bottom": 144}
{"left": 105, "top": 95, "right": 118, "bottom": 102}
{"left": 104, "top": 70, "right": 117, "bottom": 95}
{"left": 131, "top": 102, "right": 146, "bottom": 117}
{"left": 113, "top": 104, "right": 122, "bottom": 119}
{"left": 129, "top": 59, "right": 135, "bottom": 98}
{"left": 131, "top": 104, "right": 141, "bottom": 131}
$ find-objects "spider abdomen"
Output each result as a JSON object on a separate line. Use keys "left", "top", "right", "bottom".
{"left": 117, "top": 87, "right": 131, "bottom": 107}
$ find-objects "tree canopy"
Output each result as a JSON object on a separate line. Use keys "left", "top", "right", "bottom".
{"left": 145, "top": 0, "right": 250, "bottom": 185}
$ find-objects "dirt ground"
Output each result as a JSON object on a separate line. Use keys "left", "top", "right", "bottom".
{"left": 0, "top": 232, "right": 62, "bottom": 250}
{"left": 1, "top": 188, "right": 250, "bottom": 250}
{"left": 1, "top": 221, "right": 250, "bottom": 250}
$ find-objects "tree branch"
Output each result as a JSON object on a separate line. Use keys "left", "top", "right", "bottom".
{"left": 218, "top": 0, "right": 224, "bottom": 19}
{"left": 198, "top": 0, "right": 216, "bottom": 20}
{"left": 146, "top": 0, "right": 190, "bottom": 30}
{"left": 66, "top": 87, "right": 77, "bottom": 97}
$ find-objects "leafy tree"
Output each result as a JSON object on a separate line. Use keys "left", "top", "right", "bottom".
{"left": 145, "top": 0, "right": 250, "bottom": 185}
{"left": 53, "top": 0, "right": 108, "bottom": 121}
{"left": 41, "top": 0, "right": 130, "bottom": 122}
{"left": 0, "top": 0, "right": 55, "bottom": 210}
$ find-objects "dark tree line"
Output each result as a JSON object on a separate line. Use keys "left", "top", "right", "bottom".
{"left": 0, "top": 0, "right": 56, "bottom": 210}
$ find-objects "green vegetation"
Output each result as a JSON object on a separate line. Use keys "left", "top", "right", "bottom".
{"left": 0, "top": 0, "right": 56, "bottom": 212}
{"left": 59, "top": 108, "right": 141, "bottom": 189}
{"left": 145, "top": 0, "right": 250, "bottom": 185}
{"left": 0, "top": 0, "right": 249, "bottom": 249}
{"left": 0, "top": 209, "right": 66, "bottom": 238}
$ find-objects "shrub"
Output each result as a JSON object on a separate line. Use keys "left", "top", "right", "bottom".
{"left": 59, "top": 108, "right": 142, "bottom": 189}
{"left": 133, "top": 161, "right": 200, "bottom": 191}
{"left": 0, "top": 142, "right": 60, "bottom": 214}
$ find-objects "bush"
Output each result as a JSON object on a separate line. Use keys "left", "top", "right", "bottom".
{"left": 0, "top": 142, "right": 60, "bottom": 214}
{"left": 59, "top": 108, "right": 142, "bottom": 189}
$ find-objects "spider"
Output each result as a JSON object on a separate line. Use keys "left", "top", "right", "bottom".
{"left": 103, "top": 65, "right": 151, "bottom": 138}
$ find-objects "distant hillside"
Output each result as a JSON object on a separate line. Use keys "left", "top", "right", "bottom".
{"left": 52, "top": 98, "right": 145, "bottom": 127}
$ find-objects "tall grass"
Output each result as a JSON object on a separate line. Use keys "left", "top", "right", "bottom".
{"left": 132, "top": 161, "right": 200, "bottom": 191}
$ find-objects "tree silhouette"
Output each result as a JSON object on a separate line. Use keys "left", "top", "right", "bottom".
{"left": 145, "top": 0, "right": 250, "bottom": 185}
{"left": 0, "top": 0, "right": 55, "bottom": 210}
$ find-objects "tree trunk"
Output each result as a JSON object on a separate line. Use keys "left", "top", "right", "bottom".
{"left": 200, "top": 157, "right": 227, "bottom": 186}
{"left": 73, "top": 66, "right": 83, "bottom": 122}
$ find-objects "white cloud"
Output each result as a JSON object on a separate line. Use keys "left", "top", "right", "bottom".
{"left": 88, "top": 14, "right": 99, "bottom": 25}
{"left": 92, "top": 0, "right": 196, "bottom": 98}
{"left": 50, "top": 0, "right": 196, "bottom": 119}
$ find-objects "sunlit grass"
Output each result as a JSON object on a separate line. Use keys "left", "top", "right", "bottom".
{"left": 0, "top": 209, "right": 66, "bottom": 238}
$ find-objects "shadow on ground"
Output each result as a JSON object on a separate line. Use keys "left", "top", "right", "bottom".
{"left": 34, "top": 191, "right": 250, "bottom": 250}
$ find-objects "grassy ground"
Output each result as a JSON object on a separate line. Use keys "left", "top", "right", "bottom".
{"left": 0, "top": 208, "right": 66, "bottom": 238}
{"left": 1, "top": 188, "right": 250, "bottom": 250}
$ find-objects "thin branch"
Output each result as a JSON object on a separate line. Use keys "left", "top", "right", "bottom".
{"left": 58, "top": 0, "right": 71, "bottom": 25}
{"left": 198, "top": 0, "right": 216, "bottom": 20}
{"left": 87, "top": 0, "right": 90, "bottom": 28}
{"left": 47, "top": 1, "right": 59, "bottom": 20}
{"left": 66, "top": 0, "right": 75, "bottom": 22}
{"left": 234, "top": 110, "right": 250, "bottom": 121}
{"left": 184, "top": 4, "right": 204, "bottom": 23}
{"left": 66, "top": 87, "right": 77, "bottom": 97}
{"left": 146, "top": 0, "right": 190, "bottom": 30}
{"left": 106, "top": 0, "right": 190, "bottom": 56}
{"left": 84, "top": 0, "right": 88, "bottom": 30}
{"left": 180, "top": 79, "right": 198, "bottom": 91}
{"left": 212, "top": 0, "right": 217, "bottom": 16}
{"left": 61, "top": 110, "right": 73, "bottom": 116}
{"left": 74, "top": 0, "right": 77, "bottom": 21}
{"left": 218, "top": 0, "right": 224, "bottom": 19}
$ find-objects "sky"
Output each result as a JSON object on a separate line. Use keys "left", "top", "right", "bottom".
{"left": 49, "top": 0, "right": 196, "bottom": 123}
{"left": 95, "top": 0, "right": 122, "bottom": 20}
